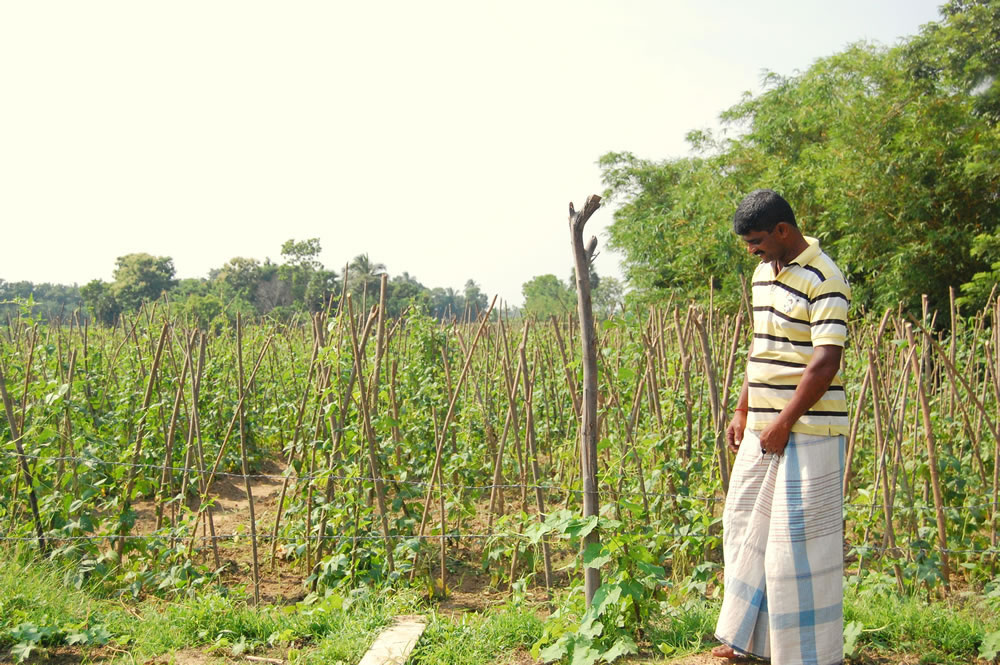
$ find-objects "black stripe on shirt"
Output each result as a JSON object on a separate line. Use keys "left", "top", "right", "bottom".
{"left": 748, "top": 407, "right": 849, "bottom": 417}
{"left": 753, "top": 306, "right": 810, "bottom": 326}
{"left": 749, "top": 356, "right": 807, "bottom": 368}
{"left": 810, "top": 292, "right": 849, "bottom": 305}
{"left": 749, "top": 381, "right": 845, "bottom": 392}
{"left": 800, "top": 264, "right": 827, "bottom": 281}
{"left": 752, "top": 280, "right": 810, "bottom": 302}
{"left": 810, "top": 318, "right": 847, "bottom": 327}
{"left": 754, "top": 333, "right": 813, "bottom": 347}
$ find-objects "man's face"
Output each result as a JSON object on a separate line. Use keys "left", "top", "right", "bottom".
{"left": 741, "top": 227, "right": 783, "bottom": 264}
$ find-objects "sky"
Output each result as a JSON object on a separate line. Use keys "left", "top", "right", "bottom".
{"left": 1, "top": 0, "right": 945, "bottom": 307}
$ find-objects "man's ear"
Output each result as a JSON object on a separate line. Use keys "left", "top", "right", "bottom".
{"left": 775, "top": 221, "right": 791, "bottom": 238}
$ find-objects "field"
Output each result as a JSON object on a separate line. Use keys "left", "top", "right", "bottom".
{"left": 2, "top": 289, "right": 1000, "bottom": 664}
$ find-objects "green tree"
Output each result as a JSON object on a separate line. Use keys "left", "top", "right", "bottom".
{"left": 430, "top": 287, "right": 463, "bottom": 320}
{"left": 592, "top": 276, "right": 625, "bottom": 319}
{"left": 522, "top": 274, "right": 574, "bottom": 318}
{"left": 80, "top": 279, "right": 121, "bottom": 325}
{"left": 345, "top": 253, "right": 387, "bottom": 303}
{"left": 463, "top": 279, "right": 488, "bottom": 319}
{"left": 180, "top": 293, "right": 224, "bottom": 330}
{"left": 387, "top": 273, "right": 429, "bottom": 317}
{"left": 111, "top": 253, "right": 176, "bottom": 311}
{"left": 601, "top": 2, "right": 1000, "bottom": 318}
{"left": 216, "top": 257, "right": 264, "bottom": 303}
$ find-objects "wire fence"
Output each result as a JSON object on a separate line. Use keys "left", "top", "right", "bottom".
{"left": 0, "top": 531, "right": 995, "bottom": 556}
{"left": 4, "top": 448, "right": 998, "bottom": 514}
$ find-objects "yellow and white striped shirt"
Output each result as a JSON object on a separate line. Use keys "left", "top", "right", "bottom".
{"left": 747, "top": 236, "right": 850, "bottom": 436}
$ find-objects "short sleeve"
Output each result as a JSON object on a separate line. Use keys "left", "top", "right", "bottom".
{"left": 809, "top": 277, "right": 850, "bottom": 347}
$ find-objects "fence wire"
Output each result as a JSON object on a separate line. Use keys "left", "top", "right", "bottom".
{"left": 4, "top": 448, "right": 998, "bottom": 514}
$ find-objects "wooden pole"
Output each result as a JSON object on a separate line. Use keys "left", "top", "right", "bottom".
{"left": 0, "top": 364, "right": 46, "bottom": 553}
{"left": 569, "top": 194, "right": 602, "bottom": 607}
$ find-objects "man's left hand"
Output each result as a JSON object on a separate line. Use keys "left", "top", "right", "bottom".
{"left": 759, "top": 420, "right": 791, "bottom": 456}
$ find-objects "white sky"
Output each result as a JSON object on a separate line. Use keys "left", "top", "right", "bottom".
{"left": 1, "top": 0, "right": 943, "bottom": 306}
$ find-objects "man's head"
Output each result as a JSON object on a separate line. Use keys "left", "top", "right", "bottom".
{"left": 732, "top": 188, "right": 797, "bottom": 235}
{"left": 733, "top": 189, "right": 806, "bottom": 267}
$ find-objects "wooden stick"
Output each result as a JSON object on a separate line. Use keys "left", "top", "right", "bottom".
{"left": 569, "top": 194, "right": 602, "bottom": 606}
{"left": 0, "top": 363, "right": 46, "bottom": 553}
{"left": 236, "top": 314, "right": 261, "bottom": 604}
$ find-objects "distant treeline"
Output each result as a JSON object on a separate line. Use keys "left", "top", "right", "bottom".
{"left": 1, "top": 240, "right": 490, "bottom": 327}
{"left": 1, "top": 239, "right": 626, "bottom": 328}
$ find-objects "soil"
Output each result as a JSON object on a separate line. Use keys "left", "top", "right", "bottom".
{"left": 131, "top": 459, "right": 309, "bottom": 604}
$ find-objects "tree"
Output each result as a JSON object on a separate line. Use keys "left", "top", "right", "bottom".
{"left": 387, "top": 273, "right": 428, "bottom": 317}
{"left": 601, "top": 2, "right": 1000, "bottom": 319}
{"left": 216, "top": 257, "right": 264, "bottom": 304}
{"left": 80, "top": 279, "right": 121, "bottom": 325}
{"left": 592, "top": 276, "right": 625, "bottom": 319}
{"left": 110, "top": 253, "right": 176, "bottom": 311}
{"left": 463, "top": 279, "right": 488, "bottom": 319}
{"left": 430, "top": 287, "right": 462, "bottom": 320}
{"left": 280, "top": 238, "right": 323, "bottom": 270}
{"left": 345, "top": 253, "right": 387, "bottom": 303}
{"left": 522, "top": 274, "right": 574, "bottom": 318}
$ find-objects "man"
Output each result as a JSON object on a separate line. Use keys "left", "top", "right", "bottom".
{"left": 713, "top": 189, "right": 850, "bottom": 664}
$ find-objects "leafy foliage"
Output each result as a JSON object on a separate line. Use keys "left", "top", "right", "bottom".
{"left": 602, "top": 0, "right": 1000, "bottom": 319}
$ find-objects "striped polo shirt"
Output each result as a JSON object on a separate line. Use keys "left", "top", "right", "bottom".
{"left": 747, "top": 236, "right": 851, "bottom": 436}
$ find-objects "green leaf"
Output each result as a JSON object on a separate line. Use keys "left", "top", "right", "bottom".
{"left": 582, "top": 542, "right": 612, "bottom": 568}
{"left": 10, "top": 642, "right": 35, "bottom": 664}
{"left": 636, "top": 560, "right": 666, "bottom": 581}
{"left": 570, "top": 640, "right": 601, "bottom": 665}
{"left": 87, "top": 626, "right": 112, "bottom": 646}
{"left": 657, "top": 642, "right": 676, "bottom": 656}
{"left": 577, "top": 617, "right": 604, "bottom": 640}
{"left": 565, "top": 515, "right": 599, "bottom": 540}
{"left": 525, "top": 521, "right": 551, "bottom": 545}
{"left": 602, "top": 634, "right": 637, "bottom": 663}
{"left": 66, "top": 631, "right": 89, "bottom": 646}
{"left": 11, "top": 624, "right": 43, "bottom": 644}
{"left": 590, "top": 583, "right": 622, "bottom": 617}
{"left": 538, "top": 636, "right": 570, "bottom": 663}
{"left": 843, "top": 620, "right": 863, "bottom": 658}
{"left": 980, "top": 629, "right": 1000, "bottom": 661}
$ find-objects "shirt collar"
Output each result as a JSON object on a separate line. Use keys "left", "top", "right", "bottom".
{"left": 789, "top": 236, "right": 820, "bottom": 266}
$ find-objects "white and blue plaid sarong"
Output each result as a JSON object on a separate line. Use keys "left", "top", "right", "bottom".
{"left": 715, "top": 429, "right": 845, "bottom": 665}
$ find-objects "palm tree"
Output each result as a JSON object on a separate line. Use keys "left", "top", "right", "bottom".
{"left": 344, "top": 253, "right": 387, "bottom": 305}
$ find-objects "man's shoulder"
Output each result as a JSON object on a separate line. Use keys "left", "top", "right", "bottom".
{"left": 803, "top": 248, "right": 849, "bottom": 287}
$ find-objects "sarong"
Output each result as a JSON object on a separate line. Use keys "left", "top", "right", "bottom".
{"left": 715, "top": 429, "right": 845, "bottom": 665}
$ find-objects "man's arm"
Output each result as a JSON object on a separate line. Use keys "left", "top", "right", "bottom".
{"left": 758, "top": 344, "right": 843, "bottom": 455}
{"left": 726, "top": 377, "right": 749, "bottom": 453}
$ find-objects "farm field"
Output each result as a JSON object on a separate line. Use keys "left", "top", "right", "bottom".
{"left": 2, "top": 287, "right": 1000, "bottom": 664}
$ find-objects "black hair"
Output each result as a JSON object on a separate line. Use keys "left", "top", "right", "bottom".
{"left": 732, "top": 189, "right": 797, "bottom": 235}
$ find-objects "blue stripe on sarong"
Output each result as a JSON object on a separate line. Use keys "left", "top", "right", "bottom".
{"left": 786, "top": 434, "right": 818, "bottom": 661}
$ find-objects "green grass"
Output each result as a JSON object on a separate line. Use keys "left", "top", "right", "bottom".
{"left": 3, "top": 544, "right": 999, "bottom": 664}
{"left": 410, "top": 605, "right": 543, "bottom": 665}
{"left": 0, "top": 545, "right": 419, "bottom": 663}
{"left": 843, "top": 586, "right": 1000, "bottom": 664}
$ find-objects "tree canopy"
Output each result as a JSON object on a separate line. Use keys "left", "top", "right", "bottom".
{"left": 601, "top": 0, "right": 1000, "bottom": 318}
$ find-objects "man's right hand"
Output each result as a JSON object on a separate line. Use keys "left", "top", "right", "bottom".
{"left": 726, "top": 411, "right": 747, "bottom": 453}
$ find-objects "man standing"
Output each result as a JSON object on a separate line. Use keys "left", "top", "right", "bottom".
{"left": 713, "top": 189, "right": 850, "bottom": 664}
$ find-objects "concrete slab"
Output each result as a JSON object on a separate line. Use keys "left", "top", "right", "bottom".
{"left": 357, "top": 615, "right": 427, "bottom": 665}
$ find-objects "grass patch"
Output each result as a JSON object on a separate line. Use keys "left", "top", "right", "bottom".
{"left": 844, "top": 586, "right": 1000, "bottom": 664}
{"left": 644, "top": 597, "right": 720, "bottom": 659}
{"left": 4, "top": 544, "right": 998, "bottom": 665}
{"left": 0, "top": 545, "right": 420, "bottom": 663}
{"left": 411, "top": 605, "right": 544, "bottom": 665}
